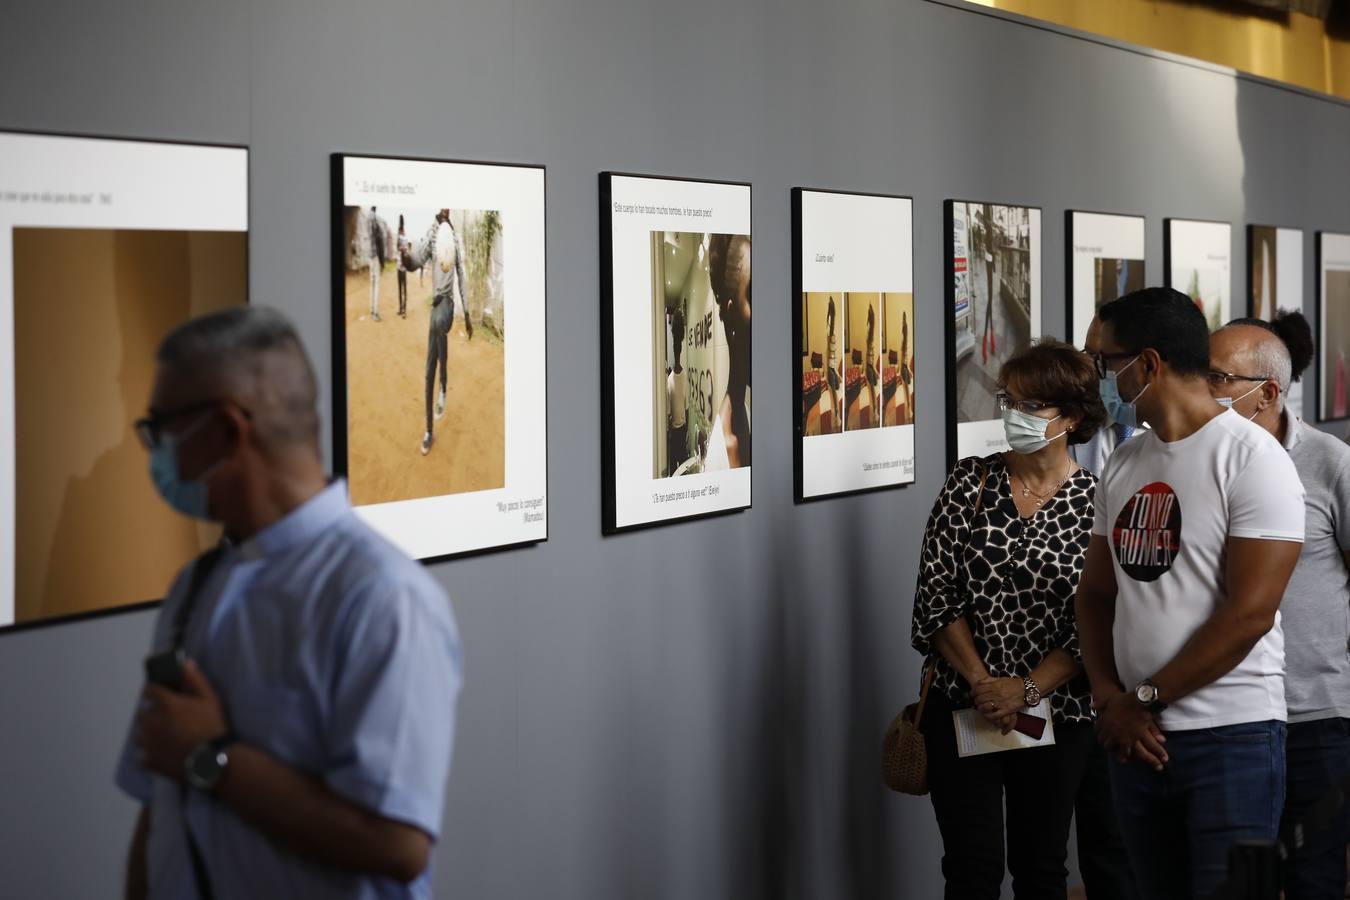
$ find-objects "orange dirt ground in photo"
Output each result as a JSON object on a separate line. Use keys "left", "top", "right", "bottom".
{"left": 343, "top": 266, "right": 504, "bottom": 507}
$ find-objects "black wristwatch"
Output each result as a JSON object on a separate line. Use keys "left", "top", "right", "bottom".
{"left": 1023, "top": 676, "right": 1042, "bottom": 708}
{"left": 185, "top": 732, "right": 237, "bottom": 792}
{"left": 1133, "top": 678, "right": 1168, "bottom": 714}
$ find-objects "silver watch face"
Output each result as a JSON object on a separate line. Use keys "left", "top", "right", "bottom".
{"left": 1024, "top": 680, "right": 1040, "bottom": 706}
{"left": 1135, "top": 682, "right": 1156, "bottom": 705}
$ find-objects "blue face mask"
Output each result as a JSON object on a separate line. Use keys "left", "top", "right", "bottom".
{"left": 148, "top": 420, "right": 219, "bottom": 521}
{"left": 1099, "top": 356, "right": 1149, "bottom": 429}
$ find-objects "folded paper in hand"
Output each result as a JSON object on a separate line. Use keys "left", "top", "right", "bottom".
{"left": 953, "top": 699, "right": 1056, "bottom": 758}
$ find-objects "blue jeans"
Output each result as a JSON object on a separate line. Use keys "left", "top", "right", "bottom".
{"left": 1282, "top": 717, "right": 1350, "bottom": 900}
{"left": 1109, "top": 720, "right": 1286, "bottom": 900}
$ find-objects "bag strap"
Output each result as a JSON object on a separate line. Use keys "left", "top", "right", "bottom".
{"left": 170, "top": 547, "right": 224, "bottom": 651}
{"left": 972, "top": 461, "right": 991, "bottom": 519}
{"left": 172, "top": 546, "right": 226, "bottom": 900}
{"left": 912, "top": 663, "right": 938, "bottom": 731}
{"left": 185, "top": 828, "right": 215, "bottom": 900}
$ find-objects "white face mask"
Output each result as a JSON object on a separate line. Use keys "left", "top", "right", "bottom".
{"left": 1002, "top": 408, "right": 1065, "bottom": 455}
{"left": 1215, "top": 380, "right": 1267, "bottom": 420}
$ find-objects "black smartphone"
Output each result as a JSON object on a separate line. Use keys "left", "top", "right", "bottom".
{"left": 1013, "top": 713, "right": 1048, "bottom": 741}
{"left": 144, "top": 647, "right": 186, "bottom": 691}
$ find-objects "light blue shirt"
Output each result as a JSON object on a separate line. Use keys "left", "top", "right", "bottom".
{"left": 1071, "top": 422, "right": 1137, "bottom": 477}
{"left": 116, "top": 481, "right": 462, "bottom": 900}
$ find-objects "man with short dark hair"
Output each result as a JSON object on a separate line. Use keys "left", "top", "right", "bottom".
{"left": 1073, "top": 316, "right": 1138, "bottom": 478}
{"left": 119, "top": 306, "right": 462, "bottom": 900}
{"left": 1076, "top": 287, "right": 1305, "bottom": 899}
{"left": 1211, "top": 313, "right": 1350, "bottom": 900}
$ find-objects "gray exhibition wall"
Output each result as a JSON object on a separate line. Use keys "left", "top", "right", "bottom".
{"left": 2, "top": 1, "right": 1349, "bottom": 898}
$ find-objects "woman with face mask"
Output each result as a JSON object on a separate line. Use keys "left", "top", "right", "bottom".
{"left": 911, "top": 339, "right": 1110, "bottom": 899}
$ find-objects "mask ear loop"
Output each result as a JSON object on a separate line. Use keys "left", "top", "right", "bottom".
{"left": 1044, "top": 413, "right": 1069, "bottom": 444}
{"left": 1243, "top": 380, "right": 1271, "bottom": 420}
{"left": 175, "top": 406, "right": 232, "bottom": 485}
{"left": 1119, "top": 354, "right": 1150, "bottom": 406}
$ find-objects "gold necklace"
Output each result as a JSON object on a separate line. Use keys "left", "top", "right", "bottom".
{"left": 1014, "top": 462, "right": 1072, "bottom": 508}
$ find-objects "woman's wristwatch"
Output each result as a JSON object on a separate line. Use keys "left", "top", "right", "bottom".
{"left": 1022, "top": 676, "right": 1041, "bottom": 708}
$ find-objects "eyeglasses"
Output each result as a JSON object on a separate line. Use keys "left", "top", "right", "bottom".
{"left": 1090, "top": 351, "right": 1139, "bottom": 379}
{"left": 134, "top": 400, "right": 226, "bottom": 450}
{"left": 996, "top": 393, "right": 1054, "bottom": 415}
{"left": 1207, "top": 369, "right": 1271, "bottom": 387}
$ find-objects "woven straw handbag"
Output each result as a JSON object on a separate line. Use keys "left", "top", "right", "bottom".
{"left": 881, "top": 664, "right": 936, "bottom": 794}
{"left": 882, "top": 462, "right": 989, "bottom": 795}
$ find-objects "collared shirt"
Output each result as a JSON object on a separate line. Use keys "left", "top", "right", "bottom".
{"left": 1279, "top": 411, "right": 1350, "bottom": 722}
{"left": 115, "top": 481, "right": 462, "bottom": 900}
{"left": 1070, "top": 422, "right": 1137, "bottom": 478}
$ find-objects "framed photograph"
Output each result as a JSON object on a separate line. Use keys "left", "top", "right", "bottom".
{"left": 1248, "top": 224, "right": 1305, "bottom": 417}
{"left": 944, "top": 200, "right": 1042, "bottom": 464}
{"left": 1164, "top": 218, "right": 1232, "bottom": 333}
{"left": 1066, "top": 211, "right": 1145, "bottom": 348}
{"left": 331, "top": 154, "right": 547, "bottom": 560}
{"left": 600, "top": 172, "right": 752, "bottom": 533}
{"left": 1316, "top": 231, "right": 1350, "bottom": 423}
{"left": 792, "top": 188, "right": 915, "bottom": 502}
{"left": 0, "top": 131, "right": 248, "bottom": 632}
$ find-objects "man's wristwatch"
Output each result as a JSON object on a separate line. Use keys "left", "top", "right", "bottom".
{"left": 1023, "top": 676, "right": 1042, "bottom": 708}
{"left": 185, "top": 732, "right": 237, "bottom": 792}
{"left": 1133, "top": 678, "right": 1168, "bottom": 714}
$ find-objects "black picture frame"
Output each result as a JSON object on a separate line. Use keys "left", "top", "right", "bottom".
{"left": 1316, "top": 231, "right": 1350, "bottom": 425}
{"left": 599, "top": 171, "right": 753, "bottom": 534}
{"left": 791, "top": 186, "right": 917, "bottom": 504}
{"left": 1064, "top": 209, "right": 1146, "bottom": 347}
{"left": 1245, "top": 223, "right": 1303, "bottom": 321}
{"left": 0, "top": 129, "right": 249, "bottom": 637}
{"left": 330, "top": 152, "right": 549, "bottom": 563}
{"left": 1163, "top": 216, "right": 1234, "bottom": 332}
{"left": 944, "top": 198, "right": 1043, "bottom": 469}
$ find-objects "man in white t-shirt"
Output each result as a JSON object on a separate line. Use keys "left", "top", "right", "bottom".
{"left": 1076, "top": 287, "right": 1306, "bottom": 900}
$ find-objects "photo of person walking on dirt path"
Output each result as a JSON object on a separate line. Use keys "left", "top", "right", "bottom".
{"left": 403, "top": 208, "right": 474, "bottom": 456}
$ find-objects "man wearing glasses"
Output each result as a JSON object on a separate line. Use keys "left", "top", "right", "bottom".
{"left": 1075, "top": 287, "right": 1305, "bottom": 899}
{"left": 1074, "top": 315, "right": 1139, "bottom": 478}
{"left": 118, "top": 306, "right": 462, "bottom": 900}
{"left": 1210, "top": 313, "right": 1350, "bottom": 900}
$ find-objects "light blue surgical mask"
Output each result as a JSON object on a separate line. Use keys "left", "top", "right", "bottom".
{"left": 1215, "top": 381, "right": 1266, "bottom": 420}
{"left": 1099, "top": 356, "right": 1148, "bottom": 429}
{"left": 148, "top": 416, "right": 221, "bottom": 521}
{"left": 1002, "top": 408, "right": 1064, "bottom": 455}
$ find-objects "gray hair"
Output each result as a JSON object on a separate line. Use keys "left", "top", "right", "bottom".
{"left": 157, "top": 306, "right": 320, "bottom": 451}
{"left": 1216, "top": 322, "right": 1293, "bottom": 412}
